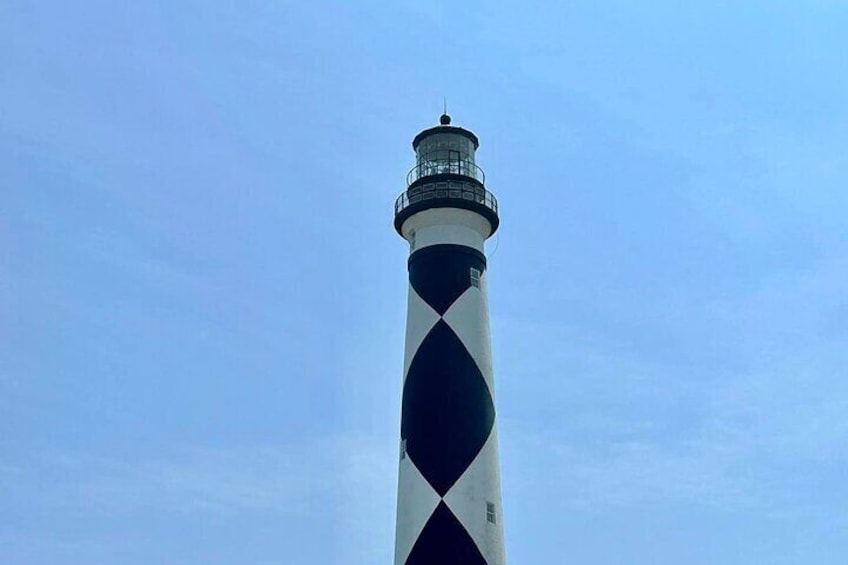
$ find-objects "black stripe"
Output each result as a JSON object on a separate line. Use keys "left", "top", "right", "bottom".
{"left": 408, "top": 244, "right": 486, "bottom": 315}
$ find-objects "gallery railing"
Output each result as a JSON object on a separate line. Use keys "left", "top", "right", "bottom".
{"left": 394, "top": 181, "right": 498, "bottom": 217}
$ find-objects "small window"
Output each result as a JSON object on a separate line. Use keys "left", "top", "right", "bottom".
{"left": 400, "top": 438, "right": 407, "bottom": 460}
{"left": 486, "top": 501, "right": 496, "bottom": 524}
{"left": 409, "top": 231, "right": 416, "bottom": 250}
{"left": 470, "top": 267, "right": 481, "bottom": 288}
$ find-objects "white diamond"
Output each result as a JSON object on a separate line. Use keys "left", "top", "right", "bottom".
{"left": 443, "top": 428, "right": 506, "bottom": 565}
{"left": 394, "top": 455, "right": 441, "bottom": 564}
{"left": 403, "top": 284, "right": 440, "bottom": 382}
{"left": 442, "top": 285, "right": 495, "bottom": 395}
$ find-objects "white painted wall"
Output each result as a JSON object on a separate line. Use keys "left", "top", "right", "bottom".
{"left": 400, "top": 207, "right": 493, "bottom": 253}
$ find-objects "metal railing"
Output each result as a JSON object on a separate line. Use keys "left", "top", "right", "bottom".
{"left": 406, "top": 160, "right": 486, "bottom": 186}
{"left": 394, "top": 180, "right": 498, "bottom": 216}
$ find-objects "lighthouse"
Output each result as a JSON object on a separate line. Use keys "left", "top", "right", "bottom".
{"left": 393, "top": 114, "right": 505, "bottom": 564}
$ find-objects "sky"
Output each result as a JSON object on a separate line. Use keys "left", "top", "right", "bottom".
{"left": 2, "top": 1, "right": 847, "bottom": 563}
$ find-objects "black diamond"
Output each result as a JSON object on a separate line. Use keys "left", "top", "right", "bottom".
{"left": 406, "top": 501, "right": 487, "bottom": 564}
{"left": 402, "top": 320, "right": 495, "bottom": 496}
{"left": 409, "top": 244, "right": 486, "bottom": 315}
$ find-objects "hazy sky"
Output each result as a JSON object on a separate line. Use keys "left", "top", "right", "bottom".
{"left": 2, "top": 1, "right": 847, "bottom": 563}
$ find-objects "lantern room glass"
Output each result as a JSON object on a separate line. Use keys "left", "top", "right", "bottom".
{"left": 414, "top": 132, "right": 479, "bottom": 181}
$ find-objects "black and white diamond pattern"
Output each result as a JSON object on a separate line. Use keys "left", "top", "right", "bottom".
{"left": 402, "top": 318, "right": 495, "bottom": 497}
{"left": 395, "top": 244, "right": 505, "bottom": 565}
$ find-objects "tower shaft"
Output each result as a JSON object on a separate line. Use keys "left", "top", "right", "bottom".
{"left": 393, "top": 117, "right": 505, "bottom": 564}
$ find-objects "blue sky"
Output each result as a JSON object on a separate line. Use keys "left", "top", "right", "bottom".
{"left": 2, "top": 1, "right": 847, "bottom": 563}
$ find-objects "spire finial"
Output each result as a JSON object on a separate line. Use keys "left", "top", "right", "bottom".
{"left": 439, "top": 98, "right": 451, "bottom": 125}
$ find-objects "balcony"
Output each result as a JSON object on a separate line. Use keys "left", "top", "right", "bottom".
{"left": 395, "top": 181, "right": 498, "bottom": 215}
{"left": 393, "top": 178, "right": 499, "bottom": 236}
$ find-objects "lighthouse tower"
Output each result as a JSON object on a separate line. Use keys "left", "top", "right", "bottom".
{"left": 393, "top": 114, "right": 505, "bottom": 564}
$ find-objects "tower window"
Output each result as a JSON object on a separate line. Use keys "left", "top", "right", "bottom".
{"left": 486, "top": 501, "right": 496, "bottom": 524}
{"left": 409, "top": 230, "right": 416, "bottom": 250}
{"left": 470, "top": 267, "right": 481, "bottom": 288}
{"left": 400, "top": 439, "right": 407, "bottom": 460}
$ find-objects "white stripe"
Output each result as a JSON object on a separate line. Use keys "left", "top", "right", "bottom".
{"left": 443, "top": 427, "right": 506, "bottom": 564}
{"left": 394, "top": 455, "right": 441, "bottom": 565}
{"left": 442, "top": 280, "right": 495, "bottom": 396}
{"left": 403, "top": 285, "right": 440, "bottom": 381}
{"left": 401, "top": 208, "right": 490, "bottom": 252}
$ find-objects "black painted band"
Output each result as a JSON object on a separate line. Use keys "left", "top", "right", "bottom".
{"left": 408, "top": 243, "right": 486, "bottom": 272}
{"left": 412, "top": 125, "right": 480, "bottom": 150}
